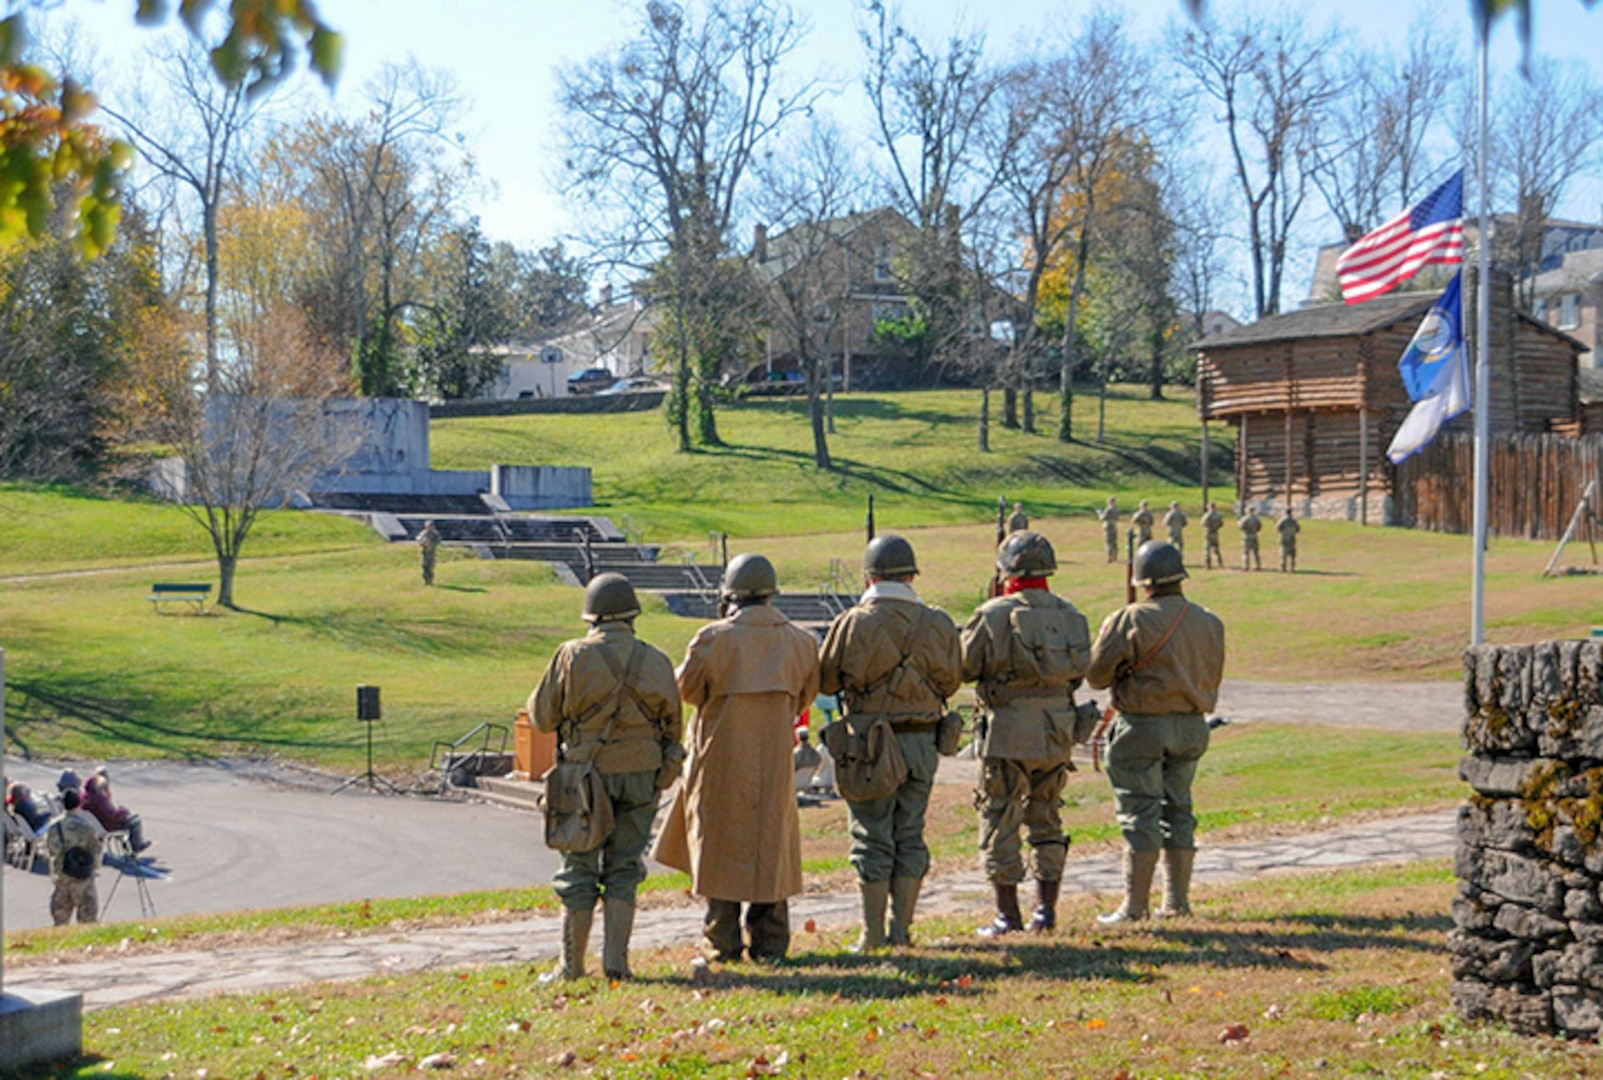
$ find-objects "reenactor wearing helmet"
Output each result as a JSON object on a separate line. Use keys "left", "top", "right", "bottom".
{"left": 1006, "top": 502, "right": 1029, "bottom": 534}
{"left": 1163, "top": 501, "right": 1187, "bottom": 552}
{"left": 818, "top": 535, "right": 962, "bottom": 950}
{"left": 529, "top": 573, "right": 683, "bottom": 981}
{"left": 961, "top": 531, "right": 1091, "bottom": 936}
{"left": 1086, "top": 541, "right": 1225, "bottom": 924}
{"left": 1131, "top": 500, "right": 1154, "bottom": 545}
{"left": 1277, "top": 509, "right": 1300, "bottom": 573}
{"left": 1239, "top": 507, "right": 1262, "bottom": 571}
{"left": 417, "top": 520, "right": 441, "bottom": 586}
{"left": 1096, "top": 497, "right": 1120, "bottom": 563}
{"left": 1201, "top": 502, "right": 1224, "bottom": 570}
{"left": 654, "top": 554, "right": 820, "bottom": 963}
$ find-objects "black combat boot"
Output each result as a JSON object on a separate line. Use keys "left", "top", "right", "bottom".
{"left": 977, "top": 884, "right": 1024, "bottom": 937}
{"left": 1028, "top": 879, "right": 1060, "bottom": 932}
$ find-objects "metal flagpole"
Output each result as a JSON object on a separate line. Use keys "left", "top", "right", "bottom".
{"left": 1471, "top": 20, "right": 1492, "bottom": 646}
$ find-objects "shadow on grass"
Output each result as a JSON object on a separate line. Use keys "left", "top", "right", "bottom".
{"left": 436, "top": 584, "right": 489, "bottom": 594}
{"left": 657, "top": 914, "right": 1450, "bottom": 1001}
{"left": 230, "top": 606, "right": 496, "bottom": 657}
{"left": 7, "top": 674, "right": 350, "bottom": 759}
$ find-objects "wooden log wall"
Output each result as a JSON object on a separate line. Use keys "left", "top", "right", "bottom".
{"left": 1395, "top": 432, "right": 1603, "bottom": 538}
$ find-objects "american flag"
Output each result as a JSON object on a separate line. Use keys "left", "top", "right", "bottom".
{"left": 1337, "top": 171, "right": 1465, "bottom": 305}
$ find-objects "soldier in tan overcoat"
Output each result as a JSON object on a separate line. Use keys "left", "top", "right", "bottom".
{"left": 530, "top": 573, "right": 683, "bottom": 980}
{"left": 818, "top": 534, "right": 962, "bottom": 950}
{"left": 654, "top": 554, "right": 820, "bottom": 962}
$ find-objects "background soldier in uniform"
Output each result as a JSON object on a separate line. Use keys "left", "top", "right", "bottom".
{"left": 530, "top": 573, "right": 683, "bottom": 981}
{"left": 961, "top": 531, "right": 1090, "bottom": 936}
{"left": 417, "top": 520, "right": 441, "bottom": 586}
{"left": 1163, "top": 501, "right": 1188, "bottom": 552}
{"left": 1278, "top": 509, "right": 1301, "bottom": 572}
{"left": 1006, "top": 502, "right": 1029, "bottom": 533}
{"left": 1086, "top": 541, "right": 1225, "bottom": 924}
{"left": 655, "top": 554, "right": 819, "bottom": 963}
{"left": 819, "top": 535, "right": 961, "bottom": 949}
{"left": 1239, "top": 507, "right": 1262, "bottom": 571}
{"left": 1201, "top": 502, "right": 1224, "bottom": 569}
{"left": 1096, "top": 497, "right": 1120, "bottom": 562}
{"left": 46, "top": 788, "right": 105, "bottom": 925}
{"left": 1131, "top": 500, "right": 1154, "bottom": 545}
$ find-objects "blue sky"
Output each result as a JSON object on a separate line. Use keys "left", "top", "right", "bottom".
{"left": 45, "top": 0, "right": 1603, "bottom": 314}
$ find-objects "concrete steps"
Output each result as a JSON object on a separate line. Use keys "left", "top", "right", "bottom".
{"left": 472, "top": 775, "right": 544, "bottom": 814}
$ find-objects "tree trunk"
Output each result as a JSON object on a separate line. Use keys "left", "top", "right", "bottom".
{"left": 979, "top": 385, "right": 991, "bottom": 453}
{"left": 694, "top": 372, "right": 722, "bottom": 447}
{"left": 217, "top": 552, "right": 238, "bottom": 609}
{"left": 809, "top": 379, "right": 832, "bottom": 470}
{"left": 1097, "top": 357, "right": 1108, "bottom": 444}
{"left": 1023, "top": 387, "right": 1035, "bottom": 434}
{"left": 1149, "top": 327, "right": 1165, "bottom": 400}
{"left": 1002, "top": 386, "right": 1018, "bottom": 429}
{"left": 204, "top": 199, "right": 220, "bottom": 392}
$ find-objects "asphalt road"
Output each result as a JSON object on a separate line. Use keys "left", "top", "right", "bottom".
{"left": 3, "top": 758, "right": 566, "bottom": 931}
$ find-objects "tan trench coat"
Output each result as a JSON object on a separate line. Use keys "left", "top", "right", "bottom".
{"left": 652, "top": 604, "right": 821, "bottom": 903}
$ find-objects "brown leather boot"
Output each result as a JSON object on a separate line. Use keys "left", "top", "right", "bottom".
{"left": 1028, "top": 879, "right": 1060, "bottom": 932}
{"left": 978, "top": 884, "right": 1024, "bottom": 937}
{"left": 1157, "top": 848, "right": 1196, "bottom": 918}
{"left": 854, "top": 880, "right": 890, "bottom": 953}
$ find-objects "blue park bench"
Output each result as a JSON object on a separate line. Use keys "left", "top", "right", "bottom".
{"left": 148, "top": 582, "right": 212, "bottom": 614}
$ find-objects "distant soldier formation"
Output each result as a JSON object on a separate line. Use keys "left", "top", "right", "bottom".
{"left": 1093, "top": 498, "right": 1304, "bottom": 575}
{"left": 526, "top": 501, "right": 1233, "bottom": 979}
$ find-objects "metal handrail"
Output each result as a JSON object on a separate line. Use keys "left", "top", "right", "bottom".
{"left": 429, "top": 721, "right": 512, "bottom": 777}
{"left": 827, "top": 557, "right": 853, "bottom": 596}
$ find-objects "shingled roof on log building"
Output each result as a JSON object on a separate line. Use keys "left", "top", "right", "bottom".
{"left": 1191, "top": 291, "right": 1434, "bottom": 351}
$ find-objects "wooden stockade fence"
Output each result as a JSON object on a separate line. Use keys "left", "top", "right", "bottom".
{"left": 1395, "top": 432, "right": 1603, "bottom": 540}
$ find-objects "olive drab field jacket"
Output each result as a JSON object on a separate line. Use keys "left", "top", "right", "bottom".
{"left": 818, "top": 586, "right": 962, "bottom": 727}
{"left": 530, "top": 624, "right": 683, "bottom": 775}
{"left": 961, "top": 589, "right": 1091, "bottom": 761}
{"left": 652, "top": 603, "right": 820, "bottom": 903}
{"left": 1086, "top": 594, "right": 1226, "bottom": 717}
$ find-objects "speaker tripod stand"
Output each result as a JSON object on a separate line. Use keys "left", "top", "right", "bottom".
{"left": 101, "top": 833, "right": 156, "bottom": 919}
{"left": 332, "top": 717, "right": 402, "bottom": 795}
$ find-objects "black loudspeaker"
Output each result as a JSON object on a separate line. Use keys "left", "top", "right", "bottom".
{"left": 356, "top": 685, "right": 381, "bottom": 722}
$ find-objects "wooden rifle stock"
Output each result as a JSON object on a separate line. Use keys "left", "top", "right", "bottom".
{"left": 987, "top": 497, "right": 1007, "bottom": 598}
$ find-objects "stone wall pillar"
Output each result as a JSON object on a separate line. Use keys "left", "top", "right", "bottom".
{"left": 1454, "top": 641, "right": 1603, "bottom": 1036}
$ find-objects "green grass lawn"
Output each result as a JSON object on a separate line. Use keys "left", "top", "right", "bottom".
{"left": 430, "top": 385, "right": 1211, "bottom": 539}
{"left": 19, "top": 862, "right": 1600, "bottom": 1080}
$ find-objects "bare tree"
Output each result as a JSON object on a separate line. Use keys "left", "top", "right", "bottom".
{"left": 1171, "top": 11, "right": 1346, "bottom": 319}
{"left": 1311, "top": 19, "right": 1463, "bottom": 240}
{"left": 559, "top": 0, "right": 814, "bottom": 451}
{"left": 149, "top": 306, "right": 356, "bottom": 608}
{"left": 1492, "top": 57, "right": 1603, "bottom": 309}
{"left": 994, "top": 13, "right": 1168, "bottom": 442}
{"left": 1169, "top": 176, "right": 1231, "bottom": 343}
{"left": 859, "top": 1, "right": 1014, "bottom": 389}
{"left": 754, "top": 124, "right": 869, "bottom": 470}
{"left": 102, "top": 34, "right": 262, "bottom": 389}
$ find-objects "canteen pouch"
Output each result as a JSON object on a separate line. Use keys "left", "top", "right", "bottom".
{"left": 540, "top": 761, "right": 614, "bottom": 854}
{"left": 935, "top": 709, "right": 965, "bottom": 757}
{"left": 821, "top": 716, "right": 909, "bottom": 802}
{"left": 1073, "top": 699, "right": 1102, "bottom": 745}
{"left": 655, "top": 740, "right": 687, "bottom": 791}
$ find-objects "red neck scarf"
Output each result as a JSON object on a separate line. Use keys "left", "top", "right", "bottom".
{"left": 1003, "top": 576, "right": 1051, "bottom": 595}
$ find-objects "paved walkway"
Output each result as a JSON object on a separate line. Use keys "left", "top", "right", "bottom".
{"left": 4, "top": 810, "right": 1456, "bottom": 1011}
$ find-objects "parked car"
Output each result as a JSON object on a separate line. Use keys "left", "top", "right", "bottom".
{"left": 597, "top": 376, "right": 667, "bottom": 396}
{"left": 567, "top": 368, "right": 616, "bottom": 395}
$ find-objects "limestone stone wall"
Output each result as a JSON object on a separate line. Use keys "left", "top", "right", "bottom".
{"left": 1455, "top": 641, "right": 1603, "bottom": 1036}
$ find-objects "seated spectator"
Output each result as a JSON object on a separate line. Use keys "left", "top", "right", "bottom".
{"left": 794, "top": 727, "right": 823, "bottom": 792}
{"left": 5, "top": 781, "right": 50, "bottom": 837}
{"left": 56, "top": 768, "right": 82, "bottom": 797}
{"left": 82, "top": 770, "right": 150, "bottom": 852}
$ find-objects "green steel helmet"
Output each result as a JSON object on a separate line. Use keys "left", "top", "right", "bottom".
{"left": 583, "top": 572, "right": 641, "bottom": 622}
{"left": 722, "top": 552, "right": 779, "bottom": 600}
{"left": 1132, "top": 540, "right": 1188, "bottom": 587}
{"left": 997, "top": 530, "right": 1057, "bottom": 577}
{"left": 862, "top": 534, "right": 919, "bottom": 577}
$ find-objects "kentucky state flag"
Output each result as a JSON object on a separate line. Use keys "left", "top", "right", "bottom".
{"left": 1387, "top": 270, "right": 1470, "bottom": 464}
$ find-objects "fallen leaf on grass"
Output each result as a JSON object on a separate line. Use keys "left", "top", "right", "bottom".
{"left": 418, "top": 1051, "right": 457, "bottom": 1069}
{"left": 505, "top": 1020, "right": 531, "bottom": 1033}
{"left": 956, "top": 975, "right": 974, "bottom": 990}
{"left": 546, "top": 1050, "right": 576, "bottom": 1068}
{"left": 1086, "top": 1018, "right": 1108, "bottom": 1030}
{"left": 1219, "top": 1024, "right": 1251, "bottom": 1045}
{"left": 746, "top": 1055, "right": 780, "bottom": 1076}
{"left": 804, "top": 919, "right": 817, "bottom": 933}
{"left": 362, "top": 1052, "right": 407, "bottom": 1070}
{"left": 1263, "top": 1004, "right": 1284, "bottom": 1021}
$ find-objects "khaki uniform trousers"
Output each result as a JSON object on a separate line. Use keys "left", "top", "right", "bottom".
{"left": 1105, "top": 712, "right": 1210, "bottom": 852}
{"left": 704, "top": 899, "right": 790, "bottom": 962}
{"left": 1205, "top": 534, "right": 1222, "bottom": 569}
{"left": 1242, "top": 536, "right": 1261, "bottom": 570}
{"left": 977, "top": 757, "right": 1071, "bottom": 885}
{"left": 846, "top": 729, "right": 939, "bottom": 882}
{"left": 553, "top": 770, "right": 659, "bottom": 910}
{"left": 1103, "top": 527, "right": 1118, "bottom": 562}
{"left": 51, "top": 875, "right": 98, "bottom": 925}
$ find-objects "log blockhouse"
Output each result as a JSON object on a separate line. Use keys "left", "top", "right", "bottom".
{"left": 1194, "top": 273, "right": 1584, "bottom": 525}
